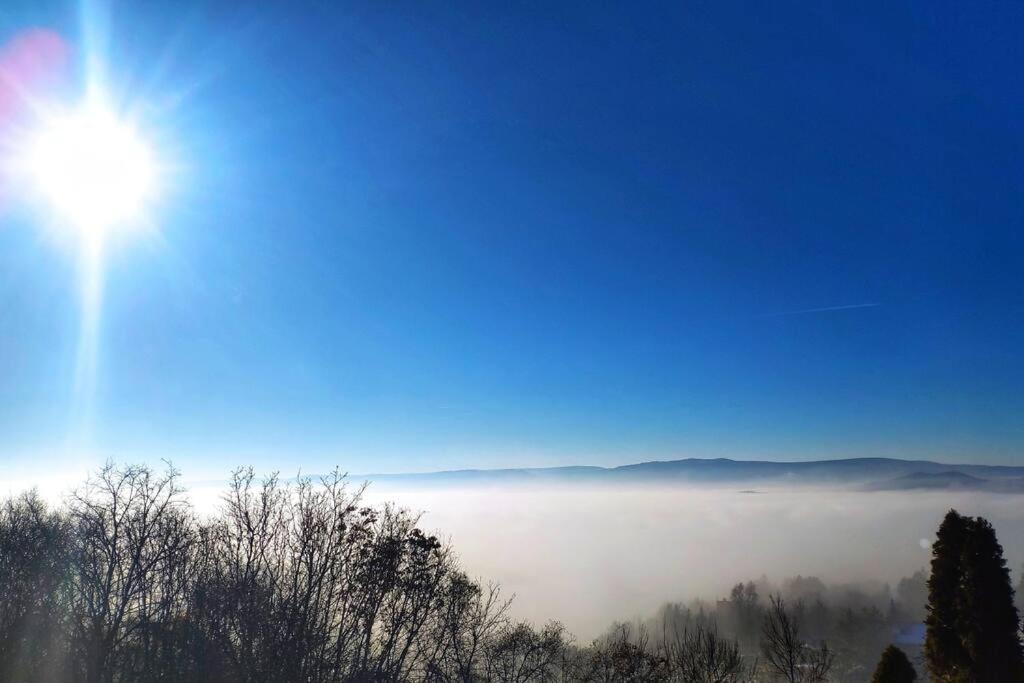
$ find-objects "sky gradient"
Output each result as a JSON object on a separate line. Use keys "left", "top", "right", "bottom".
{"left": 1, "top": 1, "right": 1022, "bottom": 479}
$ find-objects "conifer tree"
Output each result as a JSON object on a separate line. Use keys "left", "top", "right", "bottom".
{"left": 924, "top": 509, "right": 1024, "bottom": 682}
{"left": 870, "top": 645, "right": 916, "bottom": 683}
{"left": 1016, "top": 564, "right": 1024, "bottom": 618}
{"left": 925, "top": 509, "right": 970, "bottom": 680}
{"left": 957, "top": 517, "right": 1023, "bottom": 681}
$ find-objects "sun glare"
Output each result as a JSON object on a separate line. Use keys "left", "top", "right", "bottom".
{"left": 19, "top": 100, "right": 161, "bottom": 445}
{"left": 27, "top": 104, "right": 156, "bottom": 236}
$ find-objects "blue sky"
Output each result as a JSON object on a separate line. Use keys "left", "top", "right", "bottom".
{"left": 1, "top": 1, "right": 1022, "bottom": 477}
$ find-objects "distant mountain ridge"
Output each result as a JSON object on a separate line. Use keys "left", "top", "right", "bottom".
{"left": 864, "top": 470, "right": 1024, "bottom": 493}
{"left": 358, "top": 457, "right": 1024, "bottom": 492}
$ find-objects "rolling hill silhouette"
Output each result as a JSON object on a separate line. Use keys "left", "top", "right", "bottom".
{"left": 358, "top": 457, "right": 1024, "bottom": 492}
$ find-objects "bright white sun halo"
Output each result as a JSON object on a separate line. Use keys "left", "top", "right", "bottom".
{"left": 27, "top": 103, "right": 156, "bottom": 236}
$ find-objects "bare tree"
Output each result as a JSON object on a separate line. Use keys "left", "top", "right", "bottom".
{"left": 195, "top": 467, "right": 483, "bottom": 681}
{"left": 662, "top": 622, "right": 751, "bottom": 683}
{"left": 578, "top": 623, "right": 669, "bottom": 682}
{"left": 422, "top": 576, "right": 513, "bottom": 680}
{"left": 0, "top": 463, "right": 866, "bottom": 683}
{"left": 760, "top": 595, "right": 833, "bottom": 683}
{"left": 0, "top": 463, "right": 579, "bottom": 682}
{"left": 199, "top": 467, "right": 358, "bottom": 680}
{"left": 65, "top": 462, "right": 193, "bottom": 683}
{"left": 0, "top": 491, "right": 71, "bottom": 681}
{"left": 483, "top": 620, "right": 569, "bottom": 682}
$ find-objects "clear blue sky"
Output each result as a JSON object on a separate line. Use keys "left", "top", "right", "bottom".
{"left": 1, "top": 1, "right": 1022, "bottom": 477}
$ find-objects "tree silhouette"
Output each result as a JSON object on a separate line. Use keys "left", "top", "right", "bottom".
{"left": 6, "top": 468, "right": 1024, "bottom": 682}
{"left": 924, "top": 509, "right": 971, "bottom": 680}
{"left": 894, "top": 570, "right": 928, "bottom": 622}
{"left": 578, "top": 624, "right": 668, "bottom": 682}
{"left": 925, "top": 509, "right": 1023, "bottom": 682}
{"left": 726, "top": 581, "right": 761, "bottom": 647}
{"left": 66, "top": 463, "right": 193, "bottom": 683}
{"left": 1016, "top": 564, "right": 1024, "bottom": 617}
{"left": 760, "top": 595, "right": 834, "bottom": 683}
{"left": 0, "top": 463, "right": 580, "bottom": 681}
{"left": 870, "top": 645, "right": 916, "bottom": 683}
{"left": 957, "top": 517, "right": 1023, "bottom": 681}
{"left": 662, "top": 622, "right": 749, "bottom": 683}
{"left": 0, "top": 492, "right": 71, "bottom": 681}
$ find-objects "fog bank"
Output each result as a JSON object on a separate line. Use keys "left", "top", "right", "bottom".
{"left": 361, "top": 484, "right": 1024, "bottom": 638}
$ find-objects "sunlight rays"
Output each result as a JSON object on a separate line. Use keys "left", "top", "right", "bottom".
{"left": 18, "top": 98, "right": 160, "bottom": 447}
{"left": 2, "top": 38, "right": 165, "bottom": 449}
{"left": 70, "top": 233, "right": 103, "bottom": 443}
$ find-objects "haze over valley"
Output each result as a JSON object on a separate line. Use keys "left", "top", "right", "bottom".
{"left": 356, "top": 457, "right": 1024, "bottom": 637}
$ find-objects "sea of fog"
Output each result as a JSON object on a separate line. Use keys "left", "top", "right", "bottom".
{"left": 355, "top": 484, "right": 1024, "bottom": 639}
{"left": 38, "top": 472, "right": 1022, "bottom": 640}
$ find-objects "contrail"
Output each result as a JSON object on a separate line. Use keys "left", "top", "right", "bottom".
{"left": 758, "top": 303, "right": 880, "bottom": 318}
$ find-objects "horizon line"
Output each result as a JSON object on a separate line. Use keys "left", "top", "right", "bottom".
{"left": 351, "top": 453, "right": 1022, "bottom": 479}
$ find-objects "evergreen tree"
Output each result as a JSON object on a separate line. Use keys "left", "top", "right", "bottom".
{"left": 925, "top": 509, "right": 971, "bottom": 680}
{"left": 924, "top": 509, "right": 1024, "bottom": 682}
{"left": 870, "top": 645, "right": 916, "bottom": 683}
{"left": 1016, "top": 564, "right": 1024, "bottom": 617}
{"left": 956, "top": 517, "right": 1024, "bottom": 681}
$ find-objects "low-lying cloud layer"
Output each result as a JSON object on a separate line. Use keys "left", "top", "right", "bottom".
{"left": 362, "top": 484, "right": 1024, "bottom": 638}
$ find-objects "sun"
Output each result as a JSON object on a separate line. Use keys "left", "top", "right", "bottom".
{"left": 26, "top": 103, "right": 156, "bottom": 237}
